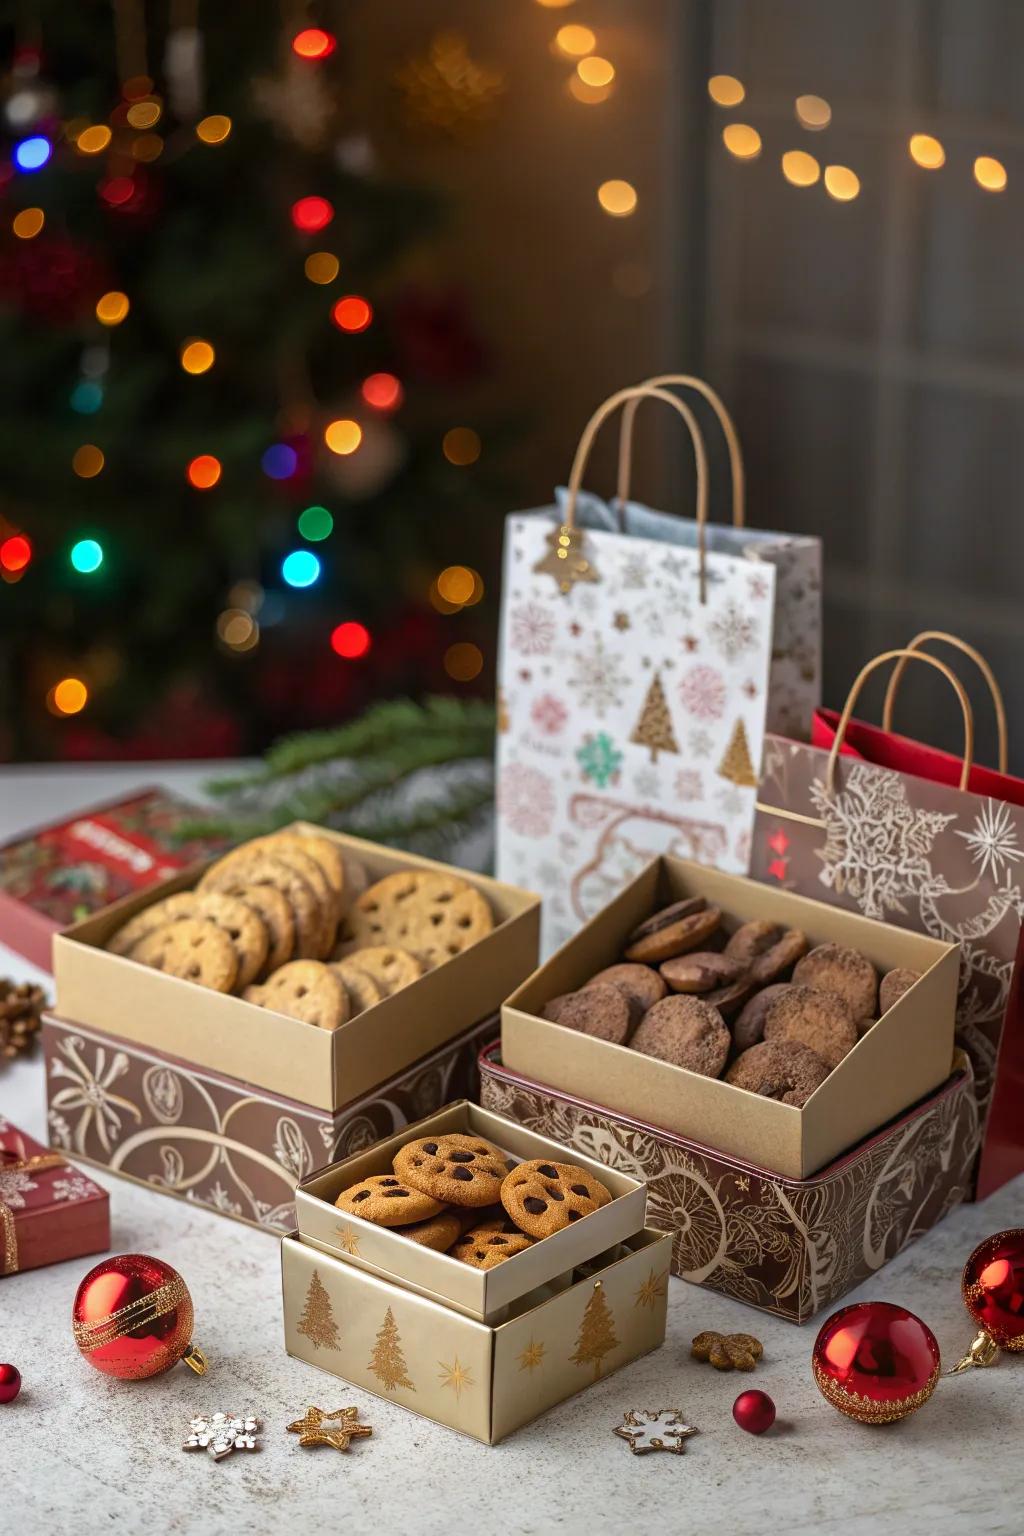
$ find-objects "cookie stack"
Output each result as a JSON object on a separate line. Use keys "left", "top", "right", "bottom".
{"left": 104, "top": 831, "right": 495, "bottom": 1029}
{"left": 335, "top": 1132, "right": 612, "bottom": 1269}
{"left": 539, "top": 895, "right": 920, "bottom": 1106}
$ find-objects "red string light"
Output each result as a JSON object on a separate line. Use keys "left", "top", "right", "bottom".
{"left": 292, "top": 28, "right": 336, "bottom": 60}
{"left": 331, "top": 621, "right": 371, "bottom": 659}
{"left": 291, "top": 196, "right": 334, "bottom": 233}
{"left": 331, "top": 295, "right": 372, "bottom": 333}
{"left": 361, "top": 372, "right": 403, "bottom": 411}
{"left": 0, "top": 534, "right": 32, "bottom": 572}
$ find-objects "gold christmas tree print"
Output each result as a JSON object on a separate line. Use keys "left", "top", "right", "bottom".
{"left": 296, "top": 1269, "right": 341, "bottom": 1352}
{"left": 367, "top": 1306, "right": 416, "bottom": 1393}
{"left": 629, "top": 671, "right": 678, "bottom": 763}
{"left": 570, "top": 1281, "right": 619, "bottom": 1380}
{"left": 717, "top": 717, "right": 758, "bottom": 786}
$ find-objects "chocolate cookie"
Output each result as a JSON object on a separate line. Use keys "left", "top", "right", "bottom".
{"left": 394, "top": 1133, "right": 512, "bottom": 1208}
{"left": 130, "top": 918, "right": 238, "bottom": 992}
{"left": 500, "top": 1159, "right": 611, "bottom": 1237}
{"left": 793, "top": 942, "right": 878, "bottom": 1020}
{"left": 545, "top": 984, "right": 633, "bottom": 1045}
{"left": 702, "top": 974, "right": 755, "bottom": 1020}
{"left": 733, "top": 983, "right": 793, "bottom": 1052}
{"left": 345, "top": 870, "right": 493, "bottom": 968}
{"left": 724, "top": 920, "right": 783, "bottom": 965}
{"left": 584, "top": 963, "right": 666, "bottom": 1019}
{"left": 400, "top": 1208, "right": 465, "bottom": 1250}
{"left": 749, "top": 928, "right": 808, "bottom": 985}
{"left": 659, "top": 951, "right": 745, "bottom": 994}
{"left": 335, "top": 1173, "right": 445, "bottom": 1226}
{"left": 243, "top": 959, "right": 349, "bottom": 1030}
{"left": 450, "top": 1217, "right": 535, "bottom": 1268}
{"left": 762, "top": 984, "right": 857, "bottom": 1069}
{"left": 725, "top": 1039, "right": 830, "bottom": 1106}
{"left": 542, "top": 992, "right": 579, "bottom": 1024}
{"left": 630, "top": 994, "right": 730, "bottom": 1077}
{"left": 622, "top": 897, "right": 719, "bottom": 964}
{"left": 879, "top": 968, "right": 920, "bottom": 1014}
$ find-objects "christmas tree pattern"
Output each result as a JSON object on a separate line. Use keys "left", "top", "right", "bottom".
{"left": 629, "top": 672, "right": 679, "bottom": 763}
{"left": 296, "top": 1269, "right": 340, "bottom": 1352}
{"left": 717, "top": 717, "right": 758, "bottom": 787}
{"left": 569, "top": 1282, "right": 619, "bottom": 1380}
{"left": 367, "top": 1306, "right": 416, "bottom": 1393}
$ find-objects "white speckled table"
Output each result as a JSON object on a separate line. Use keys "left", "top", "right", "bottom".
{"left": 2, "top": 766, "right": 1023, "bottom": 1535}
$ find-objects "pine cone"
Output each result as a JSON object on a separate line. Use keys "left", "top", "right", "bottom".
{"left": 0, "top": 978, "right": 46, "bottom": 1062}
{"left": 691, "top": 1330, "right": 763, "bottom": 1371}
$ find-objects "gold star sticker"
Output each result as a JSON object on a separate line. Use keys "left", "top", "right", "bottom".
{"left": 335, "top": 1225, "right": 361, "bottom": 1256}
{"left": 286, "top": 1406, "right": 372, "bottom": 1453}
{"left": 634, "top": 1268, "right": 669, "bottom": 1311}
{"left": 518, "top": 1339, "right": 546, "bottom": 1373}
{"left": 533, "top": 524, "right": 600, "bottom": 595}
{"left": 438, "top": 1356, "right": 474, "bottom": 1399}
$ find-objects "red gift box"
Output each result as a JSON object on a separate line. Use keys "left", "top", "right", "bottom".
{"left": 0, "top": 1117, "right": 110, "bottom": 1277}
{"left": 0, "top": 787, "right": 228, "bottom": 973}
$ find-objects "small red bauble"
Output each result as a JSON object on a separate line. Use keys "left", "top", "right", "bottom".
{"left": 72, "top": 1253, "right": 207, "bottom": 1381}
{"left": 733, "top": 1389, "right": 775, "bottom": 1434}
{"left": 0, "top": 1363, "right": 22, "bottom": 1403}
{"left": 812, "top": 1301, "right": 940, "bottom": 1424}
{"left": 959, "top": 1228, "right": 1024, "bottom": 1365}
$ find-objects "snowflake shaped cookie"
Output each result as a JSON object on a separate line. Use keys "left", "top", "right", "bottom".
{"left": 183, "top": 1413, "right": 261, "bottom": 1461}
{"left": 612, "top": 1408, "right": 699, "bottom": 1456}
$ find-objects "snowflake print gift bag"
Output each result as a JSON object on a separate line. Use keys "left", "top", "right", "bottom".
{"left": 752, "top": 646, "right": 1024, "bottom": 1201}
{"left": 496, "top": 384, "right": 778, "bottom": 956}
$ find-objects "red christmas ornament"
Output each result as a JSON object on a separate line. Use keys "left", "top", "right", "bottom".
{"left": 949, "top": 1228, "right": 1024, "bottom": 1372}
{"left": 812, "top": 1301, "right": 940, "bottom": 1424}
{"left": 72, "top": 1253, "right": 207, "bottom": 1381}
{"left": 732, "top": 1389, "right": 775, "bottom": 1434}
{"left": 0, "top": 1363, "right": 22, "bottom": 1403}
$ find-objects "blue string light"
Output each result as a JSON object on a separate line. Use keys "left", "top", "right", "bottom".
{"left": 282, "top": 549, "right": 321, "bottom": 588}
{"left": 14, "top": 136, "right": 51, "bottom": 172}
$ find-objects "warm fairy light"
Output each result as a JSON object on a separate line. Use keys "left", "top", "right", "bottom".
{"left": 0, "top": 534, "right": 31, "bottom": 573}
{"left": 196, "top": 114, "right": 232, "bottom": 144}
{"left": 325, "top": 418, "right": 362, "bottom": 455}
{"left": 909, "top": 133, "right": 945, "bottom": 169}
{"left": 216, "top": 608, "right": 259, "bottom": 652}
{"left": 568, "top": 75, "right": 612, "bottom": 104}
{"left": 576, "top": 56, "right": 615, "bottom": 88}
{"left": 824, "top": 164, "right": 860, "bottom": 201}
{"left": 292, "top": 28, "right": 336, "bottom": 59}
{"left": 131, "top": 133, "right": 163, "bottom": 162}
{"left": 331, "top": 620, "right": 371, "bottom": 659}
{"left": 12, "top": 207, "right": 44, "bottom": 238}
{"left": 76, "top": 124, "right": 113, "bottom": 154}
{"left": 723, "top": 123, "right": 761, "bottom": 159}
{"left": 95, "top": 291, "right": 130, "bottom": 326}
{"left": 99, "top": 176, "right": 135, "bottom": 207}
{"left": 796, "top": 94, "right": 831, "bottom": 130}
{"left": 282, "top": 549, "right": 321, "bottom": 588}
{"left": 126, "top": 100, "right": 162, "bottom": 129}
{"left": 975, "top": 155, "right": 1007, "bottom": 192}
{"left": 72, "top": 444, "right": 105, "bottom": 478}
{"left": 442, "top": 427, "right": 481, "bottom": 466}
{"left": 261, "top": 443, "right": 298, "bottom": 480}
{"left": 708, "top": 75, "right": 745, "bottom": 107}
{"left": 436, "top": 566, "right": 477, "bottom": 606}
{"left": 304, "top": 250, "right": 339, "bottom": 284}
{"left": 361, "top": 372, "right": 403, "bottom": 411}
{"left": 70, "top": 538, "right": 104, "bottom": 573}
{"left": 597, "top": 178, "right": 637, "bottom": 215}
{"left": 180, "top": 339, "right": 215, "bottom": 374}
{"left": 444, "top": 642, "right": 483, "bottom": 682}
{"left": 297, "top": 505, "right": 334, "bottom": 541}
{"left": 14, "top": 136, "right": 51, "bottom": 172}
{"left": 555, "top": 24, "right": 595, "bottom": 56}
{"left": 49, "top": 677, "right": 88, "bottom": 716}
{"left": 781, "top": 149, "right": 820, "bottom": 187}
{"left": 331, "top": 295, "right": 372, "bottom": 332}
{"left": 292, "top": 195, "right": 334, "bottom": 232}
{"left": 187, "top": 454, "right": 222, "bottom": 489}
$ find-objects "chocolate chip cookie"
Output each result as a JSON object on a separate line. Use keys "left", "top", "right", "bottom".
{"left": 109, "top": 890, "right": 269, "bottom": 989}
{"left": 334, "top": 1173, "right": 445, "bottom": 1226}
{"left": 762, "top": 983, "right": 857, "bottom": 1069}
{"left": 500, "top": 1160, "right": 611, "bottom": 1237}
{"left": 345, "top": 870, "right": 493, "bottom": 968}
{"left": 201, "top": 852, "right": 323, "bottom": 960}
{"left": 450, "top": 1216, "right": 535, "bottom": 1268}
{"left": 725, "top": 1039, "right": 830, "bottom": 1106}
{"left": 400, "top": 1208, "right": 465, "bottom": 1250}
{"left": 131, "top": 918, "right": 238, "bottom": 992}
{"left": 243, "top": 959, "right": 349, "bottom": 1029}
{"left": 395, "top": 1133, "right": 512, "bottom": 1208}
{"left": 622, "top": 898, "right": 720, "bottom": 964}
{"left": 793, "top": 942, "right": 878, "bottom": 1020}
{"left": 630, "top": 994, "right": 730, "bottom": 1077}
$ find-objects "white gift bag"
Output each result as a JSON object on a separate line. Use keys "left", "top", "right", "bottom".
{"left": 495, "top": 381, "right": 822, "bottom": 955}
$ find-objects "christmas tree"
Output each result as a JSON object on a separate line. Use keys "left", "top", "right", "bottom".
{"left": 629, "top": 672, "right": 678, "bottom": 763}
{"left": 367, "top": 1305, "right": 415, "bottom": 1392}
{"left": 717, "top": 717, "right": 758, "bottom": 786}
{"left": 0, "top": 10, "right": 505, "bottom": 760}
{"left": 295, "top": 1268, "right": 340, "bottom": 1352}
{"left": 569, "top": 1282, "right": 619, "bottom": 1380}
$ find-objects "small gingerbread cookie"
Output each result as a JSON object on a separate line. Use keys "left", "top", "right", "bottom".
{"left": 623, "top": 899, "right": 720, "bottom": 964}
{"left": 395, "top": 1133, "right": 512, "bottom": 1208}
{"left": 879, "top": 967, "right": 920, "bottom": 1014}
{"left": 335, "top": 1173, "right": 445, "bottom": 1226}
{"left": 345, "top": 870, "right": 493, "bottom": 968}
{"left": 500, "top": 1159, "right": 611, "bottom": 1237}
{"left": 733, "top": 983, "right": 793, "bottom": 1052}
{"left": 725, "top": 1039, "right": 830, "bottom": 1106}
{"left": 630, "top": 994, "right": 730, "bottom": 1077}
{"left": 546, "top": 984, "right": 633, "bottom": 1045}
{"left": 724, "top": 921, "right": 784, "bottom": 965}
{"left": 329, "top": 958, "right": 385, "bottom": 1015}
{"left": 584, "top": 962, "right": 666, "bottom": 1019}
{"left": 450, "top": 1217, "right": 535, "bottom": 1269}
{"left": 400, "top": 1208, "right": 464, "bottom": 1250}
{"left": 243, "top": 959, "right": 349, "bottom": 1030}
{"left": 762, "top": 983, "right": 857, "bottom": 1069}
{"left": 793, "top": 942, "right": 878, "bottom": 1020}
{"left": 659, "top": 951, "right": 745, "bottom": 994}
{"left": 130, "top": 918, "right": 238, "bottom": 992}
{"left": 749, "top": 928, "right": 808, "bottom": 986}
{"left": 338, "top": 944, "right": 422, "bottom": 995}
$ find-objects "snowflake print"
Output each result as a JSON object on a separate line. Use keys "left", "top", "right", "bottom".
{"left": 674, "top": 768, "right": 703, "bottom": 801}
{"left": 633, "top": 765, "right": 661, "bottom": 800}
{"left": 621, "top": 553, "right": 649, "bottom": 589}
{"left": 509, "top": 601, "right": 556, "bottom": 656}
{"left": 530, "top": 693, "right": 569, "bottom": 736}
{"left": 662, "top": 553, "right": 691, "bottom": 582}
{"left": 51, "top": 1174, "right": 97, "bottom": 1203}
{"left": 956, "top": 800, "right": 1024, "bottom": 882}
{"left": 0, "top": 1168, "right": 36, "bottom": 1209}
{"left": 678, "top": 664, "right": 726, "bottom": 721}
{"left": 717, "top": 784, "right": 744, "bottom": 816}
{"left": 498, "top": 762, "right": 557, "bottom": 838}
{"left": 569, "top": 636, "right": 629, "bottom": 718}
{"left": 576, "top": 732, "right": 623, "bottom": 789}
{"left": 689, "top": 727, "right": 714, "bottom": 757}
{"left": 709, "top": 599, "right": 757, "bottom": 663}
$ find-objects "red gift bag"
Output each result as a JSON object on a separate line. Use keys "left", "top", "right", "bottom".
{"left": 752, "top": 646, "right": 1024, "bottom": 1200}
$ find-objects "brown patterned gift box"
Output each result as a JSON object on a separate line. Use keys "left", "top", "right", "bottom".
{"left": 479, "top": 1045, "right": 978, "bottom": 1324}
{"left": 41, "top": 1012, "right": 494, "bottom": 1234}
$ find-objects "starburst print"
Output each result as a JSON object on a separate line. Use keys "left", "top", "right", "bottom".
{"left": 633, "top": 1268, "right": 669, "bottom": 1311}
{"left": 956, "top": 799, "right": 1024, "bottom": 881}
{"left": 709, "top": 599, "right": 757, "bottom": 662}
{"left": 518, "top": 1339, "right": 546, "bottom": 1372}
{"left": 509, "top": 601, "right": 556, "bottom": 655}
{"left": 438, "top": 1356, "right": 473, "bottom": 1399}
{"left": 335, "top": 1225, "right": 361, "bottom": 1256}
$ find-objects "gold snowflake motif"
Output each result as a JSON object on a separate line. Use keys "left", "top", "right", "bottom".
{"left": 438, "top": 1355, "right": 474, "bottom": 1399}
{"left": 518, "top": 1339, "right": 546, "bottom": 1373}
{"left": 335, "top": 1225, "right": 361, "bottom": 1256}
{"left": 634, "top": 1268, "right": 669, "bottom": 1311}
